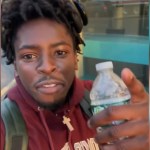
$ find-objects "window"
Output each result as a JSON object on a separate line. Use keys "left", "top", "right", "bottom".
{"left": 81, "top": 0, "right": 149, "bottom": 89}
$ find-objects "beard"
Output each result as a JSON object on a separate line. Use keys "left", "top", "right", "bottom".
{"left": 38, "top": 98, "right": 67, "bottom": 110}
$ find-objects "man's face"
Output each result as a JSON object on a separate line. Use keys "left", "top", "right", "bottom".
{"left": 14, "top": 18, "right": 78, "bottom": 108}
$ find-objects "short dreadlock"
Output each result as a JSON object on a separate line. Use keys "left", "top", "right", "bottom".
{"left": 2, "top": 0, "right": 86, "bottom": 65}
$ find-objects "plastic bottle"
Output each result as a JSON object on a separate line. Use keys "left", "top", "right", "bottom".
{"left": 90, "top": 61, "right": 131, "bottom": 126}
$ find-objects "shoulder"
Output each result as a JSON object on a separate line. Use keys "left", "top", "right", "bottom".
{"left": 82, "top": 80, "right": 93, "bottom": 91}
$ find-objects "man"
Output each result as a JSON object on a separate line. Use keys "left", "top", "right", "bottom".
{"left": 1, "top": 0, "right": 149, "bottom": 150}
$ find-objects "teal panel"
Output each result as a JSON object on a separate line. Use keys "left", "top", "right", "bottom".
{"left": 83, "top": 35, "right": 149, "bottom": 65}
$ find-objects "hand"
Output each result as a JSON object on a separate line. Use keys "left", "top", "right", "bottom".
{"left": 88, "top": 68, "right": 149, "bottom": 150}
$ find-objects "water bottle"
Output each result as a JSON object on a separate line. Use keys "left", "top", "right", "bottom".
{"left": 90, "top": 61, "right": 131, "bottom": 126}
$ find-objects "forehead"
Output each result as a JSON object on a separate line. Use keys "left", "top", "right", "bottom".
{"left": 14, "top": 18, "right": 73, "bottom": 48}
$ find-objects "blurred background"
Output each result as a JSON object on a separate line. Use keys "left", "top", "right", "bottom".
{"left": 77, "top": 0, "right": 149, "bottom": 91}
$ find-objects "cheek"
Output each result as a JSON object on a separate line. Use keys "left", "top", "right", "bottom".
{"left": 59, "top": 57, "right": 77, "bottom": 74}
{"left": 15, "top": 61, "right": 36, "bottom": 85}
{"left": 56, "top": 59, "right": 76, "bottom": 84}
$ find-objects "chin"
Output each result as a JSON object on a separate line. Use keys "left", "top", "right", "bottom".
{"left": 39, "top": 100, "right": 64, "bottom": 110}
{"left": 36, "top": 96, "right": 65, "bottom": 109}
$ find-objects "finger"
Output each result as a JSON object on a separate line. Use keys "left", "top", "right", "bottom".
{"left": 121, "top": 68, "right": 148, "bottom": 103}
{"left": 88, "top": 102, "right": 148, "bottom": 128}
{"left": 95, "top": 119, "right": 148, "bottom": 144}
{"left": 100, "top": 136, "right": 149, "bottom": 150}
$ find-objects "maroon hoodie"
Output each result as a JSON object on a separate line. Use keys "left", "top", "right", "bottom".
{"left": 1, "top": 77, "right": 99, "bottom": 150}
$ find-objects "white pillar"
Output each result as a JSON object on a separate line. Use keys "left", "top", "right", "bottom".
{"left": 114, "top": 5, "right": 124, "bottom": 30}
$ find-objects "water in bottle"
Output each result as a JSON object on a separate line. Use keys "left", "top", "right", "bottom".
{"left": 90, "top": 61, "right": 131, "bottom": 126}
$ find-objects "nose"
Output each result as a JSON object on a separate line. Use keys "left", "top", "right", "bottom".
{"left": 37, "top": 56, "right": 56, "bottom": 75}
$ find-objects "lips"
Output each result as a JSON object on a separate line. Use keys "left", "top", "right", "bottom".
{"left": 42, "top": 84, "right": 56, "bottom": 88}
{"left": 35, "top": 80, "right": 64, "bottom": 94}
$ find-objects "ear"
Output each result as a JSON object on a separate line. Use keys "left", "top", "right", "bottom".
{"left": 74, "top": 54, "right": 79, "bottom": 70}
{"left": 14, "top": 60, "right": 18, "bottom": 76}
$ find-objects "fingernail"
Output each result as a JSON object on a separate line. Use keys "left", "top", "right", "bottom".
{"left": 129, "top": 73, "right": 134, "bottom": 81}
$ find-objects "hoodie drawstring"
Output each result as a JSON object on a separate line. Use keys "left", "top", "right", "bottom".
{"left": 67, "top": 107, "right": 76, "bottom": 150}
{"left": 39, "top": 110, "right": 55, "bottom": 150}
{"left": 68, "top": 132, "right": 74, "bottom": 150}
{"left": 38, "top": 106, "right": 76, "bottom": 150}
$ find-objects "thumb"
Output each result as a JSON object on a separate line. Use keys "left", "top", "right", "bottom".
{"left": 121, "top": 68, "right": 148, "bottom": 103}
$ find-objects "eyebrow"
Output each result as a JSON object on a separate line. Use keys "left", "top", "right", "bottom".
{"left": 17, "top": 45, "right": 40, "bottom": 51}
{"left": 50, "top": 41, "right": 72, "bottom": 48}
{"left": 17, "top": 41, "right": 72, "bottom": 51}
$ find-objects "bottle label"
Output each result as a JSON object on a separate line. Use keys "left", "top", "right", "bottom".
{"left": 92, "top": 99, "right": 129, "bottom": 115}
{"left": 91, "top": 94, "right": 131, "bottom": 106}
{"left": 92, "top": 99, "right": 129, "bottom": 126}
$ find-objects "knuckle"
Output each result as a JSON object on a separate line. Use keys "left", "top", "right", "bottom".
{"left": 136, "top": 136, "right": 149, "bottom": 150}
{"left": 143, "top": 136, "right": 149, "bottom": 150}
{"left": 116, "top": 143, "right": 127, "bottom": 150}
{"left": 108, "top": 126, "right": 119, "bottom": 139}
{"left": 106, "top": 106, "right": 117, "bottom": 118}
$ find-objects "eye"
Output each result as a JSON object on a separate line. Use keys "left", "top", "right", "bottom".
{"left": 22, "top": 54, "right": 37, "bottom": 61}
{"left": 55, "top": 50, "right": 68, "bottom": 57}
